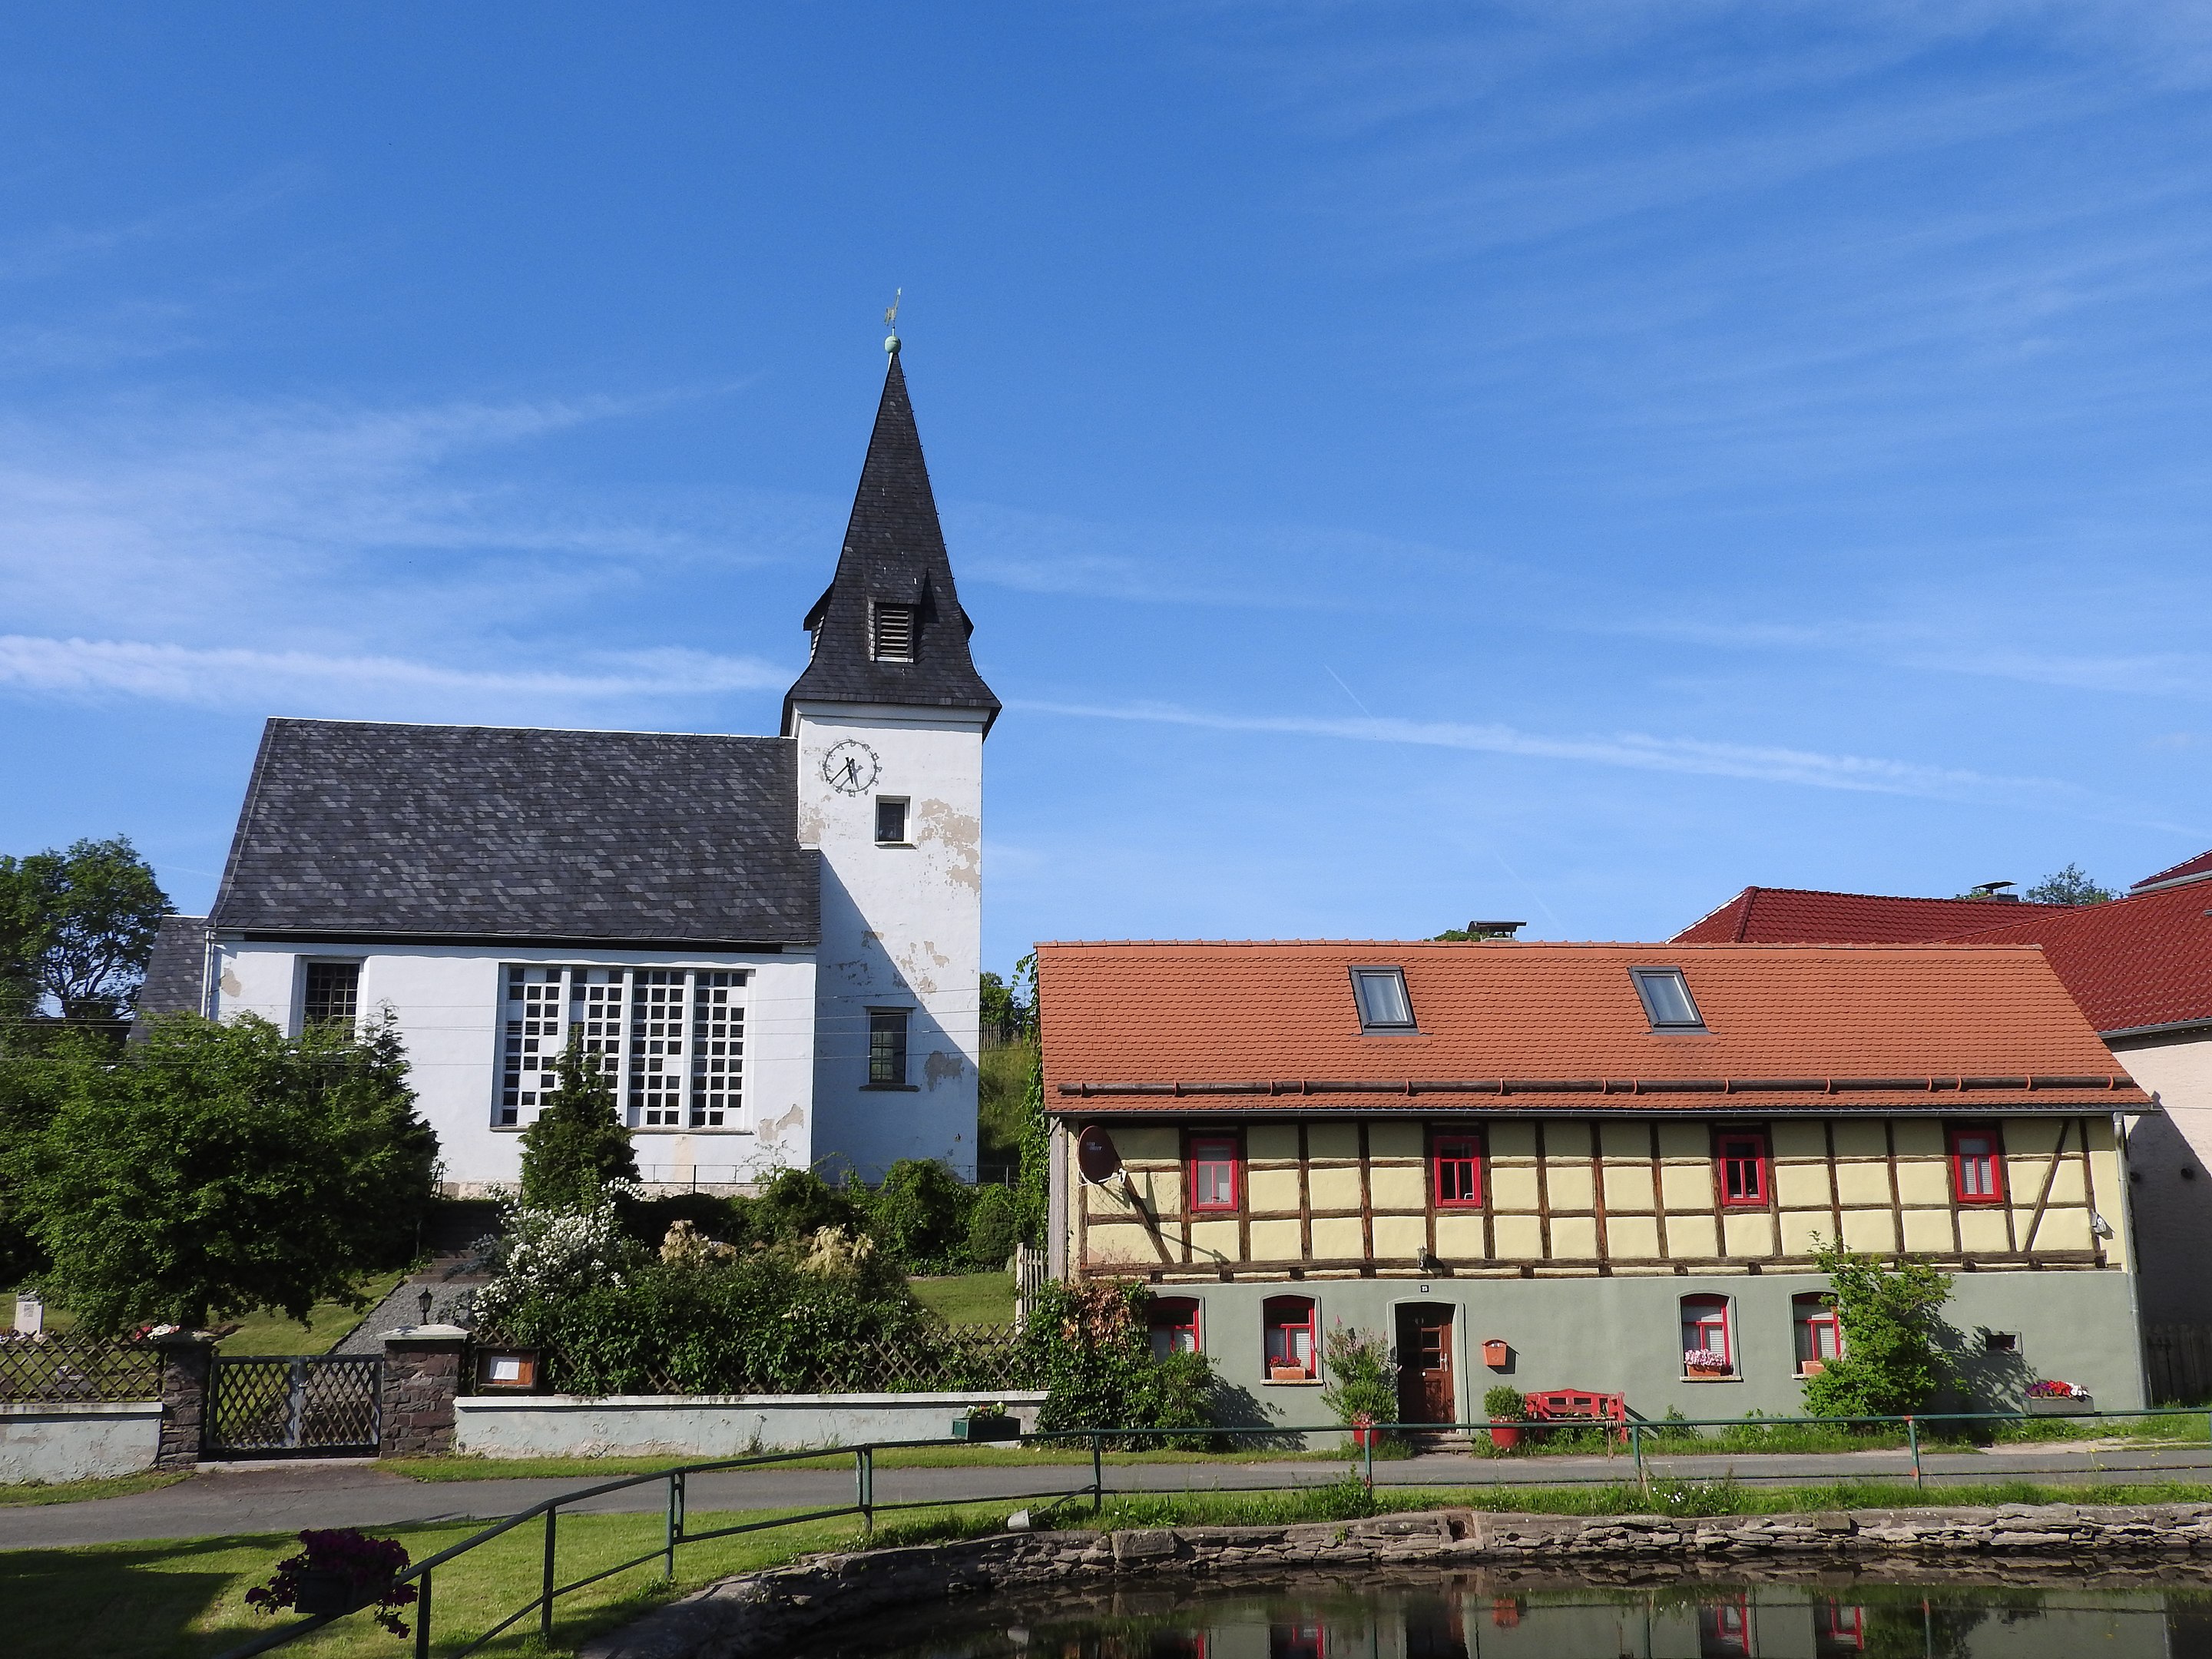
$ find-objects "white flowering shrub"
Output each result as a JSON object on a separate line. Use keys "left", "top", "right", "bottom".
{"left": 474, "top": 1194, "right": 642, "bottom": 1327}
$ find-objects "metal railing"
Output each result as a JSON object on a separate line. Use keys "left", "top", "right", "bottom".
{"left": 215, "top": 1406, "right": 2212, "bottom": 1658}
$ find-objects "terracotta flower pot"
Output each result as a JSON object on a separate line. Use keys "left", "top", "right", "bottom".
{"left": 1270, "top": 1366, "right": 1310, "bottom": 1383}
{"left": 1798, "top": 1360, "right": 1826, "bottom": 1378}
{"left": 1686, "top": 1365, "right": 1730, "bottom": 1380}
{"left": 1488, "top": 1421, "right": 1522, "bottom": 1450}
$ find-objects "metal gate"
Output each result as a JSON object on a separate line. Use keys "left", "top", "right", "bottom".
{"left": 207, "top": 1355, "right": 382, "bottom": 1458}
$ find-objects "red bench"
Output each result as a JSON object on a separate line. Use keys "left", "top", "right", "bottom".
{"left": 1522, "top": 1387, "right": 1629, "bottom": 1442}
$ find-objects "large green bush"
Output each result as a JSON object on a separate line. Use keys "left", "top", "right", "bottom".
{"left": 1800, "top": 1237, "right": 1957, "bottom": 1419}
{"left": 1022, "top": 1279, "right": 1215, "bottom": 1441}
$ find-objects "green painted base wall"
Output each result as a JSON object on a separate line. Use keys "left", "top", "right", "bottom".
{"left": 1150, "top": 1269, "right": 2147, "bottom": 1427}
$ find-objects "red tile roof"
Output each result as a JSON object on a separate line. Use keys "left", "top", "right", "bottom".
{"left": 1672, "top": 887, "right": 2071, "bottom": 945}
{"left": 2133, "top": 850, "right": 2212, "bottom": 893}
{"left": 1936, "top": 884, "right": 2212, "bottom": 1035}
{"left": 1036, "top": 941, "right": 2143, "bottom": 1113}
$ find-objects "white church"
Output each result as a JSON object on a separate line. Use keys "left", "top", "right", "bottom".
{"left": 138, "top": 343, "right": 999, "bottom": 1194}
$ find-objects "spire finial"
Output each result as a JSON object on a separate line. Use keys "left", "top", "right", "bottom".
{"left": 882, "top": 287, "right": 902, "bottom": 357}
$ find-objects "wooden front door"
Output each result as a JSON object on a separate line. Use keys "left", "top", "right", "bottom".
{"left": 1395, "top": 1305, "right": 1455, "bottom": 1424}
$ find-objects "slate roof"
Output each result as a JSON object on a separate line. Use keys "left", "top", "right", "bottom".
{"left": 131, "top": 913, "right": 208, "bottom": 1033}
{"left": 1037, "top": 940, "right": 2144, "bottom": 1114}
{"left": 209, "top": 720, "right": 819, "bottom": 946}
{"left": 783, "top": 353, "right": 1000, "bottom": 731}
{"left": 1671, "top": 886, "right": 2070, "bottom": 945}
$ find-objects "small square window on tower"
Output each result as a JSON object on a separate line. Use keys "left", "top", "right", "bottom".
{"left": 868, "top": 1008, "right": 911, "bottom": 1087}
{"left": 875, "top": 796, "right": 909, "bottom": 844}
{"left": 871, "top": 602, "right": 916, "bottom": 662}
{"left": 303, "top": 961, "right": 361, "bottom": 1035}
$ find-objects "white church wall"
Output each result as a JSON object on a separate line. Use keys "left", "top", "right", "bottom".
{"left": 793, "top": 702, "right": 985, "bottom": 1183}
{"left": 212, "top": 940, "right": 816, "bottom": 1194}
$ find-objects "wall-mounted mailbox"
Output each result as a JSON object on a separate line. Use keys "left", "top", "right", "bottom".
{"left": 1482, "top": 1338, "right": 1510, "bottom": 1369}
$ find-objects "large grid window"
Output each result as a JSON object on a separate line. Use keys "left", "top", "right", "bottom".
{"left": 869, "top": 1008, "right": 911, "bottom": 1087}
{"left": 497, "top": 965, "right": 747, "bottom": 1131}
{"left": 303, "top": 962, "right": 361, "bottom": 1034}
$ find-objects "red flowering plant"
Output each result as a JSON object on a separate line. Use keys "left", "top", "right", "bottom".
{"left": 2026, "top": 1379, "right": 2088, "bottom": 1399}
{"left": 245, "top": 1528, "right": 418, "bottom": 1635}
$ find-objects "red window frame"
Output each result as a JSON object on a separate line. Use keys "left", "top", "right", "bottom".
{"left": 1793, "top": 1292, "right": 1843, "bottom": 1373}
{"left": 1269, "top": 1622, "right": 1325, "bottom": 1659}
{"left": 1148, "top": 1297, "right": 1201, "bottom": 1360}
{"left": 1187, "top": 1133, "right": 1242, "bottom": 1213}
{"left": 1714, "top": 1129, "right": 1770, "bottom": 1208}
{"left": 1948, "top": 1124, "right": 2006, "bottom": 1204}
{"left": 1263, "top": 1295, "right": 1317, "bottom": 1379}
{"left": 1681, "top": 1293, "right": 1732, "bottom": 1371}
{"left": 1813, "top": 1601, "right": 1866, "bottom": 1654}
{"left": 1429, "top": 1128, "right": 1485, "bottom": 1207}
{"left": 1698, "top": 1595, "right": 1752, "bottom": 1657}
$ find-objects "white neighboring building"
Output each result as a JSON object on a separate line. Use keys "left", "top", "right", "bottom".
{"left": 138, "top": 346, "right": 1000, "bottom": 1194}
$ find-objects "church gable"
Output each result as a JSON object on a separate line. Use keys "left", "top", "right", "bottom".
{"left": 210, "top": 719, "right": 819, "bottom": 947}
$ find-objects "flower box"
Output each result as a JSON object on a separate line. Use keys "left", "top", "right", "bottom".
{"left": 1685, "top": 1365, "right": 1732, "bottom": 1381}
{"left": 2025, "top": 1395, "right": 2094, "bottom": 1416}
{"left": 1270, "top": 1366, "right": 1312, "bottom": 1383}
{"left": 952, "top": 1412, "right": 1021, "bottom": 1442}
{"left": 1797, "top": 1359, "right": 1826, "bottom": 1378}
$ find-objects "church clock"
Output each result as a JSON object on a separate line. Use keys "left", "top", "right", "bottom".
{"left": 820, "top": 739, "right": 881, "bottom": 795}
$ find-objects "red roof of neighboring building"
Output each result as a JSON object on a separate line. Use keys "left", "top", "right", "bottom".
{"left": 1672, "top": 887, "right": 2071, "bottom": 945}
{"left": 1936, "top": 884, "right": 2212, "bottom": 1035}
{"left": 2133, "top": 850, "right": 2212, "bottom": 893}
{"left": 1036, "top": 940, "right": 2144, "bottom": 1113}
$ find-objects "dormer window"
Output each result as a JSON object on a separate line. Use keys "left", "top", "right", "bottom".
{"left": 871, "top": 603, "right": 916, "bottom": 662}
{"left": 1350, "top": 965, "right": 1416, "bottom": 1031}
{"left": 1631, "top": 966, "right": 1704, "bottom": 1031}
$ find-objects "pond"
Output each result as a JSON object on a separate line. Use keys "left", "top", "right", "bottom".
{"left": 816, "top": 1572, "right": 2212, "bottom": 1658}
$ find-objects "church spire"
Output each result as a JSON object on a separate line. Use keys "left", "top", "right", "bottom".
{"left": 783, "top": 343, "right": 1000, "bottom": 734}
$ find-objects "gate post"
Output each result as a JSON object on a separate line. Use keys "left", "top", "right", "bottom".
{"left": 150, "top": 1331, "right": 217, "bottom": 1470}
{"left": 379, "top": 1325, "right": 468, "bottom": 1458}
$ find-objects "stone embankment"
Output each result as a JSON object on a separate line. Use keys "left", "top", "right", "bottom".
{"left": 578, "top": 1502, "right": 2212, "bottom": 1659}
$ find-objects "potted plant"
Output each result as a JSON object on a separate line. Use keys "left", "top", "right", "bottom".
{"left": 1484, "top": 1385, "right": 1527, "bottom": 1450}
{"left": 1683, "top": 1347, "right": 1731, "bottom": 1380}
{"left": 246, "top": 1529, "right": 417, "bottom": 1635}
{"left": 2025, "top": 1379, "right": 2094, "bottom": 1416}
{"left": 953, "top": 1401, "right": 1022, "bottom": 1441}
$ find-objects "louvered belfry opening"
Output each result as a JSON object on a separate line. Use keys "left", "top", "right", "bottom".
{"left": 871, "top": 601, "right": 916, "bottom": 662}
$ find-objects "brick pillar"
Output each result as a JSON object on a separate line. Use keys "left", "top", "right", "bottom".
{"left": 380, "top": 1326, "right": 468, "bottom": 1458}
{"left": 151, "top": 1332, "right": 217, "bottom": 1470}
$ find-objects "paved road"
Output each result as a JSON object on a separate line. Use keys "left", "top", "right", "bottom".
{"left": 12, "top": 1444, "right": 2212, "bottom": 1551}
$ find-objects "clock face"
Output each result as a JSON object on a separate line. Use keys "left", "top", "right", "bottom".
{"left": 820, "top": 739, "right": 882, "bottom": 796}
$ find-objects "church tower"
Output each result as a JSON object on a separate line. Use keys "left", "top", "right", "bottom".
{"left": 785, "top": 337, "right": 999, "bottom": 1181}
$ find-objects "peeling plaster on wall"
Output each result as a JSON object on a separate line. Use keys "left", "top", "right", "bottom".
{"left": 924, "top": 1048, "right": 967, "bottom": 1090}
{"left": 796, "top": 802, "right": 827, "bottom": 847}
{"left": 918, "top": 800, "right": 982, "bottom": 895}
{"left": 757, "top": 1102, "right": 806, "bottom": 1159}
{"left": 219, "top": 965, "right": 242, "bottom": 997}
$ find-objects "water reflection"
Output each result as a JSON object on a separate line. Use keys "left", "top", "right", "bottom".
{"left": 842, "top": 1577, "right": 2208, "bottom": 1659}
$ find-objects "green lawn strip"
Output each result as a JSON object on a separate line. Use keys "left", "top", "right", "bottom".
{"left": 0, "top": 1472, "right": 188, "bottom": 1507}
{"left": 908, "top": 1271, "right": 1017, "bottom": 1325}
{"left": 215, "top": 1270, "right": 412, "bottom": 1357}
{"left": 31, "top": 1478, "right": 2212, "bottom": 1659}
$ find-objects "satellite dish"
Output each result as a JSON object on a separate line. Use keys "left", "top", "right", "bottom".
{"left": 1076, "top": 1124, "right": 1122, "bottom": 1185}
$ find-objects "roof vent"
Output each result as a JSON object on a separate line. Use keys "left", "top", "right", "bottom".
{"left": 871, "top": 603, "right": 916, "bottom": 663}
{"left": 1965, "top": 881, "right": 2019, "bottom": 902}
{"left": 1468, "top": 920, "right": 1524, "bottom": 940}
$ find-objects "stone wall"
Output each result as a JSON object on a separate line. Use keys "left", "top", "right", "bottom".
{"left": 578, "top": 1501, "right": 2212, "bottom": 1659}
{"left": 380, "top": 1328, "right": 466, "bottom": 1457}
{"left": 151, "top": 1333, "right": 213, "bottom": 1471}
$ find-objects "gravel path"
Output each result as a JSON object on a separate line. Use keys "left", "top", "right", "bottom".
{"left": 13, "top": 1442, "right": 2212, "bottom": 1551}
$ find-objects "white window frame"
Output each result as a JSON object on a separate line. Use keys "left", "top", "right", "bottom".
{"left": 494, "top": 964, "right": 751, "bottom": 1134}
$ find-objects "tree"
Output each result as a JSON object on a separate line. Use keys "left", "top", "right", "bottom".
{"left": 0, "top": 836, "right": 171, "bottom": 1022}
{"left": 2024, "top": 863, "right": 2116, "bottom": 906}
{"left": 9, "top": 1014, "right": 438, "bottom": 1331}
{"left": 518, "top": 1030, "right": 637, "bottom": 1209}
{"left": 1800, "top": 1237, "right": 1956, "bottom": 1419}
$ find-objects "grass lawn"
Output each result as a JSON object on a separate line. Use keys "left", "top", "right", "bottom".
{"left": 0, "top": 1473, "right": 187, "bottom": 1508}
{"left": 910, "top": 1271, "right": 1015, "bottom": 1324}
{"left": 31, "top": 1475, "right": 2212, "bottom": 1658}
{"left": 5, "top": 1270, "right": 409, "bottom": 1356}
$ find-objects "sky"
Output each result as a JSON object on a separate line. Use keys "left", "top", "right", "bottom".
{"left": 1, "top": 2, "right": 2208, "bottom": 974}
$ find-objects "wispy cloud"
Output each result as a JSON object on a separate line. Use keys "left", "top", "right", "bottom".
{"left": 1018, "top": 696, "right": 2058, "bottom": 803}
{"left": 0, "top": 635, "right": 790, "bottom": 721}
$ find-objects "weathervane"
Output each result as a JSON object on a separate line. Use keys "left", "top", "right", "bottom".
{"left": 883, "top": 288, "right": 902, "bottom": 356}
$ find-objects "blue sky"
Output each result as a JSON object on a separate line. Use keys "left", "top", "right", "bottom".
{"left": 2, "top": 2, "right": 2209, "bottom": 972}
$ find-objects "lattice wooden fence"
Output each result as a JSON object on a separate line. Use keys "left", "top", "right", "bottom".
{"left": 0, "top": 1336, "right": 163, "bottom": 1402}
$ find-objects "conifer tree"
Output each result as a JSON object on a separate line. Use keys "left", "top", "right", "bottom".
{"left": 518, "top": 1029, "right": 637, "bottom": 1208}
